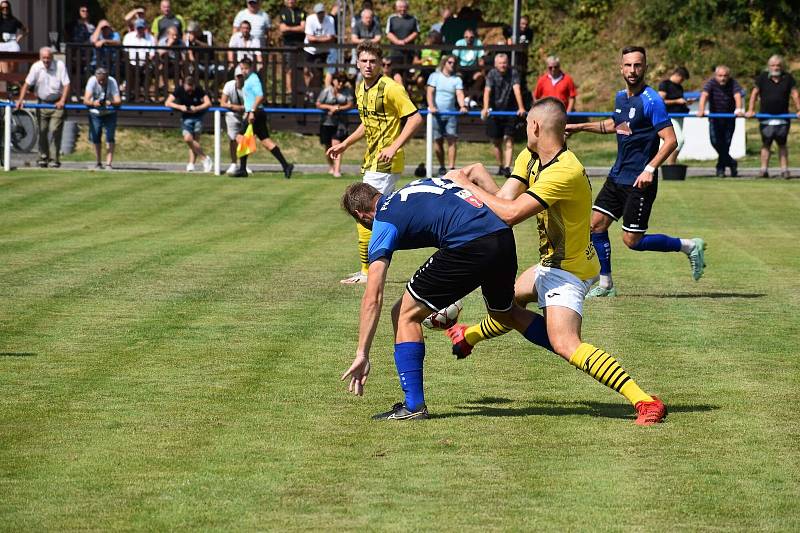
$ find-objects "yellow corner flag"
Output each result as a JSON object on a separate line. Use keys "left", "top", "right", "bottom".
{"left": 236, "top": 124, "right": 258, "bottom": 158}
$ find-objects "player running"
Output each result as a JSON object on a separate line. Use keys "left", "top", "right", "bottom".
{"left": 566, "top": 46, "right": 706, "bottom": 297}
{"left": 328, "top": 41, "right": 423, "bottom": 285}
{"left": 446, "top": 97, "right": 666, "bottom": 425}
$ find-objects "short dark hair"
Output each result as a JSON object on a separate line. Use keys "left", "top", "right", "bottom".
{"left": 674, "top": 66, "right": 690, "bottom": 79}
{"left": 239, "top": 20, "right": 251, "bottom": 28}
{"left": 342, "top": 182, "right": 381, "bottom": 218}
{"left": 238, "top": 57, "right": 253, "bottom": 67}
{"left": 356, "top": 41, "right": 382, "bottom": 61}
{"left": 333, "top": 71, "right": 349, "bottom": 84}
{"left": 621, "top": 46, "right": 647, "bottom": 60}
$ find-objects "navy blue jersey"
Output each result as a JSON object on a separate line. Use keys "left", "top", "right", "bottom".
{"left": 609, "top": 85, "right": 671, "bottom": 185}
{"left": 368, "top": 177, "right": 509, "bottom": 263}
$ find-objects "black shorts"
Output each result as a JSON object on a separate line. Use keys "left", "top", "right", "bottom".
{"left": 305, "top": 51, "right": 328, "bottom": 65}
{"left": 593, "top": 178, "right": 659, "bottom": 233}
{"left": 486, "top": 115, "right": 517, "bottom": 140}
{"left": 759, "top": 122, "right": 790, "bottom": 146}
{"left": 406, "top": 229, "right": 517, "bottom": 313}
{"left": 319, "top": 123, "right": 348, "bottom": 146}
{"left": 240, "top": 109, "right": 270, "bottom": 140}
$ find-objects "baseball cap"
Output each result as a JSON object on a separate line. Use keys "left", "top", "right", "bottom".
{"left": 247, "top": 0, "right": 258, "bottom": 4}
{"left": 235, "top": 66, "right": 243, "bottom": 77}
{"left": 313, "top": 3, "right": 325, "bottom": 13}
{"left": 134, "top": 18, "right": 146, "bottom": 29}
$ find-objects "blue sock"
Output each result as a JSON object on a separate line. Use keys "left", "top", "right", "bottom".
{"left": 591, "top": 231, "right": 612, "bottom": 275}
{"left": 630, "top": 233, "right": 681, "bottom": 252}
{"left": 394, "top": 342, "right": 425, "bottom": 410}
{"left": 522, "top": 314, "right": 554, "bottom": 353}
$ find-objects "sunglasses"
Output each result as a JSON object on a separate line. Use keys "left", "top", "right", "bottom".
{"left": 382, "top": 61, "right": 392, "bottom": 66}
{"left": 446, "top": 60, "right": 455, "bottom": 64}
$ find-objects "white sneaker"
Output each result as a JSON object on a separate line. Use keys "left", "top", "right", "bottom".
{"left": 186, "top": 163, "right": 195, "bottom": 172}
{"left": 202, "top": 156, "right": 213, "bottom": 173}
{"left": 340, "top": 272, "right": 368, "bottom": 284}
{"left": 226, "top": 163, "right": 238, "bottom": 175}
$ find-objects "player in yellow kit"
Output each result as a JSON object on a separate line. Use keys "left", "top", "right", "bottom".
{"left": 328, "top": 41, "right": 423, "bottom": 284}
{"left": 447, "top": 97, "right": 666, "bottom": 425}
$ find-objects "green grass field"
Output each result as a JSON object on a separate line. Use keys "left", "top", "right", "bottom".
{"left": 1, "top": 170, "right": 799, "bottom": 531}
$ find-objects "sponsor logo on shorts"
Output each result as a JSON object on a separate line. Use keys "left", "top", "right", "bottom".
{"left": 546, "top": 292, "right": 560, "bottom": 298}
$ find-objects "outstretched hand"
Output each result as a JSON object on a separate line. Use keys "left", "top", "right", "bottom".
{"left": 327, "top": 143, "right": 347, "bottom": 160}
{"left": 341, "top": 354, "right": 371, "bottom": 396}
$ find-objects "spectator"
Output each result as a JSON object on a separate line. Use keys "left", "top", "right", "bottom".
{"left": 303, "top": 3, "right": 336, "bottom": 90}
{"left": 0, "top": 0, "right": 26, "bottom": 93}
{"left": 157, "top": 25, "right": 183, "bottom": 89}
{"left": 698, "top": 65, "right": 744, "bottom": 177}
{"left": 152, "top": 0, "right": 186, "bottom": 40}
{"left": 351, "top": 0, "right": 381, "bottom": 31}
{"left": 427, "top": 54, "right": 467, "bottom": 175}
{"left": 279, "top": 0, "right": 306, "bottom": 94}
{"left": 505, "top": 14, "right": 532, "bottom": 45}
{"left": 228, "top": 20, "right": 262, "bottom": 70}
{"left": 233, "top": 0, "right": 271, "bottom": 47}
{"left": 231, "top": 57, "right": 294, "bottom": 179}
{"left": 430, "top": 7, "right": 451, "bottom": 34}
{"left": 481, "top": 53, "right": 526, "bottom": 177}
{"left": 70, "top": 5, "right": 94, "bottom": 43}
{"left": 746, "top": 55, "right": 800, "bottom": 179}
{"left": 381, "top": 56, "right": 393, "bottom": 78}
{"left": 122, "top": 18, "right": 155, "bottom": 101}
{"left": 658, "top": 66, "right": 692, "bottom": 165}
{"left": 316, "top": 72, "right": 354, "bottom": 177}
{"left": 16, "top": 47, "right": 71, "bottom": 168}
{"left": 351, "top": 8, "right": 381, "bottom": 45}
{"left": 83, "top": 67, "right": 121, "bottom": 170}
{"left": 124, "top": 7, "right": 147, "bottom": 35}
{"left": 453, "top": 28, "right": 485, "bottom": 91}
{"left": 220, "top": 66, "right": 248, "bottom": 175}
{"left": 184, "top": 21, "right": 216, "bottom": 79}
{"left": 90, "top": 20, "right": 121, "bottom": 73}
{"left": 165, "top": 75, "right": 213, "bottom": 172}
{"left": 385, "top": 0, "right": 420, "bottom": 84}
{"left": 533, "top": 56, "right": 576, "bottom": 112}
{"left": 413, "top": 31, "right": 442, "bottom": 95}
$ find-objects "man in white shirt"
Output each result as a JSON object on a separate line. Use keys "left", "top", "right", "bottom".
{"left": 83, "top": 67, "right": 122, "bottom": 170}
{"left": 232, "top": 0, "right": 271, "bottom": 46}
{"left": 16, "top": 47, "right": 71, "bottom": 168}
{"left": 227, "top": 19, "right": 262, "bottom": 69}
{"left": 122, "top": 18, "right": 156, "bottom": 100}
{"left": 219, "top": 66, "right": 249, "bottom": 175}
{"left": 304, "top": 3, "right": 336, "bottom": 89}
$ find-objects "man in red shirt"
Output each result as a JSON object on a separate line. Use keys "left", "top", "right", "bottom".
{"left": 533, "top": 56, "right": 576, "bottom": 112}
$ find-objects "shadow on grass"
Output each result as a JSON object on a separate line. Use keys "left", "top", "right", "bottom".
{"left": 433, "top": 397, "right": 718, "bottom": 421}
{"left": 0, "top": 352, "right": 36, "bottom": 357}
{"left": 633, "top": 292, "right": 766, "bottom": 299}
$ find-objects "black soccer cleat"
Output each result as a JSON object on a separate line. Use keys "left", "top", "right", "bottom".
{"left": 284, "top": 163, "right": 294, "bottom": 179}
{"left": 372, "top": 402, "right": 429, "bottom": 421}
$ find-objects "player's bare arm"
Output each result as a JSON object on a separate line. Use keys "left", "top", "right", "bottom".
{"left": 377, "top": 112, "right": 423, "bottom": 163}
{"left": 328, "top": 122, "right": 365, "bottom": 159}
{"left": 633, "top": 125, "right": 678, "bottom": 189}
{"left": 565, "top": 117, "right": 615, "bottom": 135}
{"left": 449, "top": 164, "right": 527, "bottom": 200}
{"left": 451, "top": 172, "right": 545, "bottom": 225}
{"left": 341, "top": 258, "right": 390, "bottom": 395}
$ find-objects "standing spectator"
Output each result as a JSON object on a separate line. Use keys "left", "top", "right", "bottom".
{"left": 430, "top": 7, "right": 451, "bottom": 34}
{"left": 316, "top": 72, "right": 354, "bottom": 177}
{"left": 746, "top": 55, "right": 800, "bottom": 179}
{"left": 453, "top": 28, "right": 484, "bottom": 93}
{"left": 157, "top": 25, "right": 183, "bottom": 89}
{"left": 122, "top": 18, "right": 155, "bottom": 101}
{"left": 233, "top": 0, "right": 271, "bottom": 47}
{"left": 70, "top": 5, "right": 94, "bottom": 43}
{"left": 184, "top": 21, "right": 215, "bottom": 80}
{"left": 658, "top": 66, "right": 691, "bottom": 165}
{"left": 427, "top": 54, "right": 467, "bottom": 175}
{"left": 90, "top": 20, "right": 121, "bottom": 74}
{"left": 152, "top": 0, "right": 186, "bottom": 40}
{"left": 351, "top": 8, "right": 381, "bottom": 44}
{"left": 351, "top": 0, "right": 381, "bottom": 31}
{"left": 165, "top": 75, "right": 213, "bottom": 173}
{"left": 83, "top": 68, "right": 121, "bottom": 169}
{"left": 482, "top": 53, "right": 526, "bottom": 177}
{"left": 0, "top": 0, "right": 26, "bottom": 94}
{"left": 228, "top": 20, "right": 262, "bottom": 70}
{"left": 231, "top": 57, "right": 295, "bottom": 179}
{"left": 505, "top": 14, "right": 532, "bottom": 45}
{"left": 698, "top": 65, "right": 745, "bottom": 177}
{"left": 533, "top": 56, "right": 576, "bottom": 112}
{"left": 385, "top": 0, "right": 420, "bottom": 84}
{"left": 303, "top": 3, "right": 336, "bottom": 90}
{"left": 220, "top": 66, "right": 248, "bottom": 175}
{"left": 15, "top": 47, "right": 71, "bottom": 168}
{"left": 279, "top": 0, "right": 306, "bottom": 95}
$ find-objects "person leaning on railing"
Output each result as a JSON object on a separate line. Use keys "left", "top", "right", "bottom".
{"left": 16, "top": 47, "right": 71, "bottom": 169}
{"left": 165, "top": 74, "right": 213, "bottom": 173}
{"left": 83, "top": 67, "right": 121, "bottom": 170}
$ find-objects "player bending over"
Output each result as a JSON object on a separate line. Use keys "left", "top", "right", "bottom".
{"left": 339, "top": 178, "right": 554, "bottom": 420}
{"left": 447, "top": 97, "right": 666, "bottom": 425}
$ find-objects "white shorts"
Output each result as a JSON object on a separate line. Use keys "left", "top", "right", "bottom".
{"left": 0, "top": 41, "right": 20, "bottom": 53}
{"left": 225, "top": 115, "right": 243, "bottom": 141}
{"left": 534, "top": 266, "right": 597, "bottom": 316}
{"left": 363, "top": 171, "right": 398, "bottom": 195}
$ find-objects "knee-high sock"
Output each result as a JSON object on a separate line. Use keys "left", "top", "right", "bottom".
{"left": 591, "top": 231, "right": 613, "bottom": 288}
{"left": 270, "top": 146, "right": 289, "bottom": 170}
{"left": 356, "top": 223, "right": 370, "bottom": 275}
{"left": 394, "top": 342, "right": 425, "bottom": 410}
{"left": 464, "top": 314, "right": 554, "bottom": 353}
{"left": 239, "top": 154, "right": 248, "bottom": 171}
{"left": 568, "top": 343, "right": 653, "bottom": 406}
{"left": 630, "top": 233, "right": 681, "bottom": 252}
{"left": 521, "top": 314, "right": 554, "bottom": 352}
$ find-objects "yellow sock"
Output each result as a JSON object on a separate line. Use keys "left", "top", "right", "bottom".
{"left": 568, "top": 343, "right": 653, "bottom": 406}
{"left": 464, "top": 316, "right": 512, "bottom": 346}
{"left": 356, "top": 222, "right": 371, "bottom": 275}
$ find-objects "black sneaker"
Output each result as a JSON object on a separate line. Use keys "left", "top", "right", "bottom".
{"left": 715, "top": 168, "right": 725, "bottom": 177}
{"left": 230, "top": 169, "right": 249, "bottom": 178}
{"left": 284, "top": 163, "right": 294, "bottom": 179}
{"left": 503, "top": 166, "right": 512, "bottom": 177}
{"left": 759, "top": 170, "right": 769, "bottom": 178}
{"left": 37, "top": 160, "right": 48, "bottom": 168}
{"left": 372, "top": 402, "right": 429, "bottom": 421}
{"left": 438, "top": 166, "right": 447, "bottom": 176}
{"left": 496, "top": 166, "right": 505, "bottom": 176}
{"left": 729, "top": 162, "right": 738, "bottom": 177}
{"left": 49, "top": 161, "right": 61, "bottom": 168}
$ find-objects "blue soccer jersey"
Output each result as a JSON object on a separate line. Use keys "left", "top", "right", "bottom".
{"left": 608, "top": 85, "right": 671, "bottom": 185}
{"left": 367, "top": 177, "right": 509, "bottom": 264}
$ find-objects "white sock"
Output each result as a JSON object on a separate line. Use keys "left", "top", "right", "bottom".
{"left": 680, "top": 239, "right": 695, "bottom": 254}
{"left": 599, "top": 274, "right": 613, "bottom": 289}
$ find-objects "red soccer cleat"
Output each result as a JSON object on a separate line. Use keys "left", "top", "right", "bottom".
{"left": 445, "top": 324, "right": 474, "bottom": 359}
{"left": 634, "top": 396, "right": 667, "bottom": 426}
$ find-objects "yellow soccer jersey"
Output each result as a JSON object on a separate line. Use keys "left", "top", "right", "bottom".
{"left": 356, "top": 76, "right": 418, "bottom": 174}
{"left": 510, "top": 147, "right": 600, "bottom": 281}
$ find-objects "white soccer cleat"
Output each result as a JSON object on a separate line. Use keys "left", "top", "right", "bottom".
{"left": 340, "top": 272, "right": 368, "bottom": 284}
{"left": 226, "top": 163, "right": 238, "bottom": 175}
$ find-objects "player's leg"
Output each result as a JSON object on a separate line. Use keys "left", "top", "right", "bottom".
{"left": 587, "top": 179, "right": 622, "bottom": 297}
{"left": 620, "top": 181, "right": 706, "bottom": 281}
{"left": 254, "top": 111, "right": 293, "bottom": 179}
